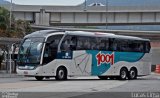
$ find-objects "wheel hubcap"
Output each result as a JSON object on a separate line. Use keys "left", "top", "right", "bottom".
{"left": 121, "top": 71, "right": 126, "bottom": 79}
{"left": 130, "top": 70, "right": 135, "bottom": 78}
{"left": 59, "top": 70, "right": 64, "bottom": 79}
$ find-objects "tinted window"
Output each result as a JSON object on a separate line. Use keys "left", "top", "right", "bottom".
{"left": 110, "top": 39, "right": 149, "bottom": 53}
{"left": 129, "top": 41, "right": 144, "bottom": 52}
{"left": 77, "top": 36, "right": 91, "bottom": 50}
{"left": 96, "top": 37, "right": 109, "bottom": 51}
{"left": 47, "top": 35, "right": 63, "bottom": 49}
{"left": 76, "top": 36, "right": 109, "bottom": 51}
{"left": 144, "top": 41, "right": 151, "bottom": 53}
{"left": 61, "top": 35, "right": 77, "bottom": 51}
{"left": 43, "top": 35, "right": 63, "bottom": 64}
{"left": 60, "top": 35, "right": 150, "bottom": 53}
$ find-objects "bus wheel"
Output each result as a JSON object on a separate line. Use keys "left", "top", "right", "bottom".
{"left": 119, "top": 68, "right": 128, "bottom": 80}
{"left": 129, "top": 68, "right": 137, "bottom": 80}
{"left": 98, "top": 76, "right": 108, "bottom": 80}
{"left": 55, "top": 67, "right": 67, "bottom": 80}
{"left": 35, "top": 76, "right": 44, "bottom": 81}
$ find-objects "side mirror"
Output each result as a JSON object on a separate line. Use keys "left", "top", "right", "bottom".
{"left": 37, "top": 43, "right": 42, "bottom": 51}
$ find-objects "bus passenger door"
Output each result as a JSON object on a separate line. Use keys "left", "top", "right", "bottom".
{"left": 42, "top": 35, "right": 63, "bottom": 76}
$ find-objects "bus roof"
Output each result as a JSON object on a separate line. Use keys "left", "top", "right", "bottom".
{"left": 67, "top": 31, "right": 150, "bottom": 41}
{"left": 25, "top": 30, "right": 150, "bottom": 41}
{"left": 24, "top": 30, "right": 65, "bottom": 38}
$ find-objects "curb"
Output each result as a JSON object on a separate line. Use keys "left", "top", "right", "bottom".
{"left": 0, "top": 74, "right": 23, "bottom": 78}
{"left": 154, "top": 73, "right": 160, "bottom": 76}
{"left": 152, "top": 72, "right": 160, "bottom": 76}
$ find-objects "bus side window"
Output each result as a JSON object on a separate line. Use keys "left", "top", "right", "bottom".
{"left": 105, "top": 39, "right": 109, "bottom": 51}
{"left": 144, "top": 41, "right": 150, "bottom": 53}
{"left": 61, "top": 35, "right": 77, "bottom": 51}
{"left": 126, "top": 40, "right": 145, "bottom": 52}
{"left": 90, "top": 37, "right": 97, "bottom": 50}
{"left": 97, "top": 37, "right": 108, "bottom": 51}
{"left": 94, "top": 37, "right": 100, "bottom": 50}
{"left": 61, "top": 39, "right": 70, "bottom": 51}
{"left": 139, "top": 44, "right": 144, "bottom": 52}
{"left": 115, "top": 39, "right": 122, "bottom": 51}
{"left": 99, "top": 40, "right": 105, "bottom": 50}
{"left": 112, "top": 39, "right": 118, "bottom": 51}
{"left": 83, "top": 38, "right": 91, "bottom": 50}
{"left": 133, "top": 41, "right": 143, "bottom": 52}
{"left": 70, "top": 36, "right": 77, "bottom": 50}
{"left": 76, "top": 38, "right": 82, "bottom": 50}
{"left": 43, "top": 35, "right": 63, "bottom": 64}
{"left": 113, "top": 39, "right": 131, "bottom": 52}
{"left": 109, "top": 38, "right": 114, "bottom": 51}
{"left": 76, "top": 36, "right": 91, "bottom": 50}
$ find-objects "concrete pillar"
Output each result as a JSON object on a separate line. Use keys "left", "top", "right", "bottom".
{"left": 35, "top": 9, "right": 50, "bottom": 26}
{"left": 151, "top": 41, "right": 160, "bottom": 65}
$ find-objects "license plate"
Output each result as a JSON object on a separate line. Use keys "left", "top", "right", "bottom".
{"left": 24, "top": 71, "right": 28, "bottom": 75}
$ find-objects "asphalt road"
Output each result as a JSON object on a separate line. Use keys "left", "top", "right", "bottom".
{"left": 0, "top": 73, "right": 160, "bottom": 98}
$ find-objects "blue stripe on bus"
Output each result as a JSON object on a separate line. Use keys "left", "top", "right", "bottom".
{"left": 56, "top": 50, "right": 144, "bottom": 75}
{"left": 86, "top": 50, "right": 144, "bottom": 75}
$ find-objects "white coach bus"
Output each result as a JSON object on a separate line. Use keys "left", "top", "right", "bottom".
{"left": 17, "top": 30, "right": 151, "bottom": 80}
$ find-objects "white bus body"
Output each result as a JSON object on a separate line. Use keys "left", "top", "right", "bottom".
{"left": 17, "top": 30, "right": 151, "bottom": 80}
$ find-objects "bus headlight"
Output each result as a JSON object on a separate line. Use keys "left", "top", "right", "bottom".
{"left": 18, "top": 66, "right": 36, "bottom": 70}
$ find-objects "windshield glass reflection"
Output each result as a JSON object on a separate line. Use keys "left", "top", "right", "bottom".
{"left": 18, "top": 37, "right": 44, "bottom": 66}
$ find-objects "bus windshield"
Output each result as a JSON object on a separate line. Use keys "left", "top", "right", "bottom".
{"left": 18, "top": 37, "right": 44, "bottom": 66}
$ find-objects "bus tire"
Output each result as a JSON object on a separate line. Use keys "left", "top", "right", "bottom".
{"left": 55, "top": 67, "right": 67, "bottom": 80}
{"left": 129, "top": 68, "right": 137, "bottom": 80}
{"left": 35, "top": 76, "right": 44, "bottom": 81}
{"left": 119, "top": 68, "right": 128, "bottom": 80}
{"left": 98, "top": 76, "right": 108, "bottom": 80}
